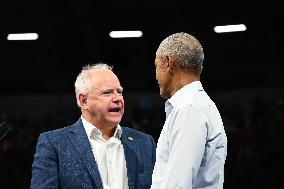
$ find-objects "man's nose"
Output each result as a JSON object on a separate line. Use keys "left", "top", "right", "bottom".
{"left": 112, "top": 91, "right": 123, "bottom": 101}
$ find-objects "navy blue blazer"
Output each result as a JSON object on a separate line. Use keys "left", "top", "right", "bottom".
{"left": 30, "top": 119, "right": 156, "bottom": 189}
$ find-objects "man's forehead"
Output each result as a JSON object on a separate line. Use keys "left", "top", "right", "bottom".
{"left": 91, "top": 81, "right": 122, "bottom": 89}
{"left": 101, "top": 86, "right": 123, "bottom": 90}
{"left": 90, "top": 70, "right": 119, "bottom": 81}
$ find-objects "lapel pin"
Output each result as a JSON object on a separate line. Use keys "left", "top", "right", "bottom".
{"left": 128, "top": 137, "right": 133, "bottom": 141}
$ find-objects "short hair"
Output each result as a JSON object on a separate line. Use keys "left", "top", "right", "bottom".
{"left": 74, "top": 63, "right": 113, "bottom": 107}
{"left": 157, "top": 32, "right": 204, "bottom": 74}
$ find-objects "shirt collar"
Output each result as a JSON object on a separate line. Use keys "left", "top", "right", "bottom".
{"left": 165, "top": 81, "right": 203, "bottom": 116}
{"left": 81, "top": 116, "right": 122, "bottom": 140}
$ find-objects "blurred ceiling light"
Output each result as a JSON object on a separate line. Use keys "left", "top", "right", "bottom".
{"left": 214, "top": 24, "right": 247, "bottom": 33}
{"left": 109, "top": 31, "right": 143, "bottom": 38}
{"left": 7, "top": 33, "right": 38, "bottom": 40}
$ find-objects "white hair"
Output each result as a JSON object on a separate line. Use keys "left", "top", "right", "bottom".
{"left": 157, "top": 32, "right": 204, "bottom": 73}
{"left": 74, "top": 63, "right": 113, "bottom": 107}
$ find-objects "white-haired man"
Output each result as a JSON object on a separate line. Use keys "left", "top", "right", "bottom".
{"left": 31, "top": 63, "right": 156, "bottom": 189}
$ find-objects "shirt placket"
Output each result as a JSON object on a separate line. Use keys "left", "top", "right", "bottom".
{"left": 106, "top": 140, "right": 117, "bottom": 188}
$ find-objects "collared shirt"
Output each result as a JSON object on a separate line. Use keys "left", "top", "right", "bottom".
{"left": 81, "top": 116, "right": 129, "bottom": 189}
{"left": 151, "top": 81, "right": 227, "bottom": 189}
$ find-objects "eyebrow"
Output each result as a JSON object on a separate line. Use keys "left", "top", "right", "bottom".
{"left": 101, "top": 87, "right": 123, "bottom": 91}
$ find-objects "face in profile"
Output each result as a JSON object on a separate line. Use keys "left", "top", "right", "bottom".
{"left": 155, "top": 55, "right": 172, "bottom": 99}
{"left": 82, "top": 69, "right": 125, "bottom": 128}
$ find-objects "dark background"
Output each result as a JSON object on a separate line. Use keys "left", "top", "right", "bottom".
{"left": 0, "top": 0, "right": 284, "bottom": 188}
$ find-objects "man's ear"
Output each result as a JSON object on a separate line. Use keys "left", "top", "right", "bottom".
{"left": 166, "top": 55, "right": 177, "bottom": 72}
{"left": 79, "top": 93, "right": 88, "bottom": 109}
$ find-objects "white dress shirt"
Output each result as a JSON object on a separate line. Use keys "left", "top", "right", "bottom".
{"left": 81, "top": 116, "right": 129, "bottom": 189}
{"left": 151, "top": 81, "right": 227, "bottom": 189}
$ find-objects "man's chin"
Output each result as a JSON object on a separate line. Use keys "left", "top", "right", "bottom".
{"left": 108, "top": 118, "right": 122, "bottom": 126}
{"left": 160, "top": 90, "right": 170, "bottom": 99}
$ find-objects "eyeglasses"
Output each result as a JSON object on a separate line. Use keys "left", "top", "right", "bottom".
{"left": 88, "top": 87, "right": 124, "bottom": 97}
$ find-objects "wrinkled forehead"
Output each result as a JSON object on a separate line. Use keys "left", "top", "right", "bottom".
{"left": 89, "top": 70, "right": 122, "bottom": 89}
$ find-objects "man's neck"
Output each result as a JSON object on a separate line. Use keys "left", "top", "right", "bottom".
{"left": 81, "top": 114, "right": 116, "bottom": 141}
{"left": 170, "top": 71, "right": 200, "bottom": 97}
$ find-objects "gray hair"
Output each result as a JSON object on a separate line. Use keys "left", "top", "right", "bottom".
{"left": 157, "top": 32, "right": 204, "bottom": 74}
{"left": 74, "top": 63, "right": 113, "bottom": 107}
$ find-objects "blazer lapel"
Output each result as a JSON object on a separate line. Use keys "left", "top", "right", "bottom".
{"left": 121, "top": 129, "right": 137, "bottom": 188}
{"left": 68, "top": 119, "right": 103, "bottom": 189}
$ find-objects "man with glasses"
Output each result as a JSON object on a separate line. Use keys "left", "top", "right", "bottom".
{"left": 31, "top": 63, "right": 156, "bottom": 189}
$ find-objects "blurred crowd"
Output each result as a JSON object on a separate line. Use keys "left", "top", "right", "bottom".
{"left": 0, "top": 89, "right": 283, "bottom": 189}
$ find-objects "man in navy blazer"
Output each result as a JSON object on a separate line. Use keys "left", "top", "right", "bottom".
{"left": 30, "top": 63, "right": 156, "bottom": 189}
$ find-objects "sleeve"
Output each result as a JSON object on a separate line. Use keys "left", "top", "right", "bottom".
{"left": 30, "top": 133, "right": 59, "bottom": 189}
{"left": 159, "top": 105, "right": 207, "bottom": 189}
